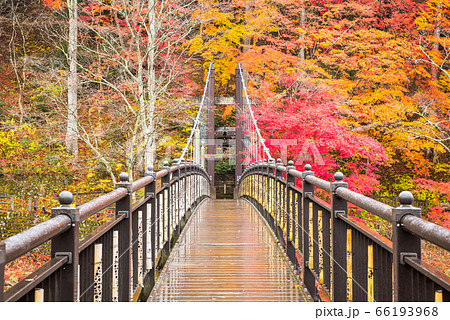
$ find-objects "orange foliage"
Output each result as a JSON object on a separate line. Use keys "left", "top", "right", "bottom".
{"left": 42, "top": 0, "right": 65, "bottom": 10}
{"left": 4, "top": 253, "right": 51, "bottom": 290}
{"left": 427, "top": 206, "right": 450, "bottom": 229}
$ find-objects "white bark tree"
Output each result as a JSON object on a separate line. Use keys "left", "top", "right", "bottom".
{"left": 66, "top": 0, "right": 203, "bottom": 179}
{"left": 7, "top": 0, "right": 27, "bottom": 123}
{"left": 66, "top": 0, "right": 78, "bottom": 157}
{"left": 415, "top": 0, "right": 449, "bottom": 81}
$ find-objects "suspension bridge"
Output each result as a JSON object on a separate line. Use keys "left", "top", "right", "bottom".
{"left": 0, "top": 64, "right": 449, "bottom": 302}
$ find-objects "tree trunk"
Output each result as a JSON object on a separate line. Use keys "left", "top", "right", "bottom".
{"left": 431, "top": 2, "right": 442, "bottom": 81}
{"left": 66, "top": 0, "right": 78, "bottom": 157}
{"left": 299, "top": 5, "right": 306, "bottom": 60}
{"left": 242, "top": 2, "right": 252, "bottom": 84}
{"left": 144, "top": 0, "right": 157, "bottom": 169}
{"left": 8, "top": 7, "right": 25, "bottom": 123}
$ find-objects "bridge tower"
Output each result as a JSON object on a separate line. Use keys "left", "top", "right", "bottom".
{"left": 207, "top": 63, "right": 216, "bottom": 199}
{"left": 192, "top": 63, "right": 249, "bottom": 200}
{"left": 234, "top": 63, "right": 244, "bottom": 198}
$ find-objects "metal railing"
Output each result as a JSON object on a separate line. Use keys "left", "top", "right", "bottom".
{"left": 369, "top": 195, "right": 429, "bottom": 214}
{"left": 0, "top": 196, "right": 41, "bottom": 212}
{"left": 0, "top": 160, "right": 211, "bottom": 302}
{"left": 0, "top": 196, "right": 14, "bottom": 211}
{"left": 0, "top": 192, "right": 114, "bottom": 214}
{"left": 238, "top": 159, "right": 450, "bottom": 302}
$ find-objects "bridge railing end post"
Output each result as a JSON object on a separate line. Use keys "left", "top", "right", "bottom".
{"left": 115, "top": 173, "right": 132, "bottom": 301}
{"left": 330, "top": 172, "right": 348, "bottom": 302}
{"left": 0, "top": 240, "right": 5, "bottom": 302}
{"left": 286, "top": 161, "right": 296, "bottom": 266}
{"left": 392, "top": 191, "right": 421, "bottom": 302}
{"left": 144, "top": 166, "right": 156, "bottom": 291}
{"left": 50, "top": 191, "right": 80, "bottom": 302}
{"left": 301, "top": 164, "right": 315, "bottom": 300}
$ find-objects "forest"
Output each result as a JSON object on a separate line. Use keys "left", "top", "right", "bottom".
{"left": 0, "top": 0, "right": 449, "bottom": 285}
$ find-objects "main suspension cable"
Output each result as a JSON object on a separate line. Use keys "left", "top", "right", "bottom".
{"left": 177, "top": 64, "right": 213, "bottom": 165}
{"left": 237, "top": 66, "right": 272, "bottom": 162}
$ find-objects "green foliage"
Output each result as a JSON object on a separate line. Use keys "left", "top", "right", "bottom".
{"left": 0, "top": 210, "right": 49, "bottom": 240}
{"left": 350, "top": 208, "right": 392, "bottom": 240}
{"left": 79, "top": 213, "right": 114, "bottom": 239}
{"left": 215, "top": 160, "right": 235, "bottom": 175}
{"left": 0, "top": 174, "right": 72, "bottom": 199}
{"left": 388, "top": 175, "right": 415, "bottom": 196}
{"left": 0, "top": 99, "right": 10, "bottom": 121}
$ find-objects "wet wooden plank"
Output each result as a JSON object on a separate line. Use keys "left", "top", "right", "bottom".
{"left": 148, "top": 199, "right": 307, "bottom": 302}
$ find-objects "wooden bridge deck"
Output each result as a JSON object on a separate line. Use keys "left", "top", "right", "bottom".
{"left": 148, "top": 199, "right": 307, "bottom": 302}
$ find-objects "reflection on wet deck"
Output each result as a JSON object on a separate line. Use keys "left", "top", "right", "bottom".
{"left": 148, "top": 199, "right": 307, "bottom": 302}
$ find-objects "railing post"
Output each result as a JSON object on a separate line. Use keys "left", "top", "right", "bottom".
{"left": 260, "top": 160, "right": 265, "bottom": 217}
{"left": 144, "top": 166, "right": 156, "bottom": 294}
{"left": 173, "top": 159, "right": 180, "bottom": 237}
{"left": 247, "top": 164, "right": 255, "bottom": 205}
{"left": 264, "top": 159, "right": 270, "bottom": 220}
{"left": 50, "top": 191, "right": 80, "bottom": 301}
{"left": 194, "top": 162, "right": 199, "bottom": 206}
{"left": 186, "top": 160, "right": 191, "bottom": 215}
{"left": 161, "top": 161, "right": 171, "bottom": 251}
{"left": 259, "top": 160, "right": 269, "bottom": 222}
{"left": 275, "top": 159, "right": 284, "bottom": 244}
{"left": 181, "top": 159, "right": 187, "bottom": 223}
{"left": 0, "top": 240, "right": 5, "bottom": 302}
{"left": 268, "top": 158, "right": 275, "bottom": 230}
{"left": 302, "top": 164, "right": 314, "bottom": 300}
{"left": 330, "top": 172, "right": 348, "bottom": 302}
{"left": 254, "top": 163, "right": 258, "bottom": 206}
{"left": 191, "top": 162, "right": 196, "bottom": 206}
{"left": 286, "top": 161, "right": 296, "bottom": 266}
{"left": 393, "top": 191, "right": 421, "bottom": 302}
{"left": 115, "top": 172, "right": 132, "bottom": 302}
{"left": 258, "top": 161, "right": 263, "bottom": 212}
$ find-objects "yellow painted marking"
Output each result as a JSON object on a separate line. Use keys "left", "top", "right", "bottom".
{"left": 318, "top": 210, "right": 323, "bottom": 284}
{"left": 289, "top": 190, "right": 293, "bottom": 241}
{"left": 368, "top": 244, "right": 374, "bottom": 302}
{"left": 35, "top": 288, "right": 44, "bottom": 302}
{"left": 308, "top": 202, "right": 313, "bottom": 268}
{"left": 347, "top": 228, "right": 353, "bottom": 302}
{"left": 132, "top": 284, "right": 144, "bottom": 302}
{"left": 276, "top": 181, "right": 280, "bottom": 226}
{"left": 435, "top": 290, "right": 443, "bottom": 302}
{"left": 294, "top": 193, "right": 299, "bottom": 249}
{"left": 330, "top": 217, "right": 333, "bottom": 300}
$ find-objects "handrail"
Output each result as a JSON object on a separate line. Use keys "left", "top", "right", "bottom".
{"left": 402, "top": 215, "right": 450, "bottom": 251}
{"left": 79, "top": 188, "right": 128, "bottom": 221}
{"left": 241, "top": 162, "right": 450, "bottom": 251}
{"left": 3, "top": 215, "right": 71, "bottom": 263}
{"left": 304, "top": 175, "right": 332, "bottom": 193}
{"left": 239, "top": 160, "right": 450, "bottom": 302}
{"left": 130, "top": 175, "right": 154, "bottom": 193}
{"left": 156, "top": 168, "right": 169, "bottom": 179}
{"left": 335, "top": 187, "right": 392, "bottom": 222}
{"left": 1, "top": 162, "right": 211, "bottom": 294}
